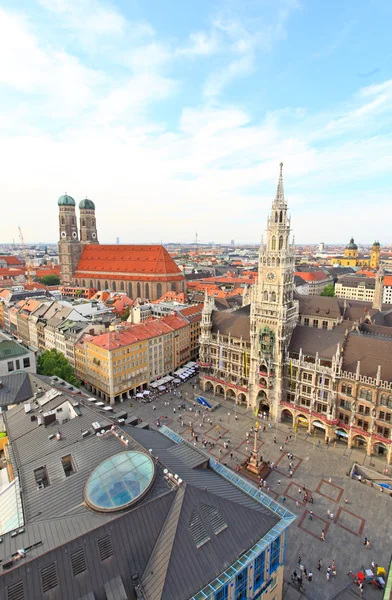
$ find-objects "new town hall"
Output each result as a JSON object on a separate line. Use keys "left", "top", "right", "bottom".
{"left": 199, "top": 165, "right": 392, "bottom": 464}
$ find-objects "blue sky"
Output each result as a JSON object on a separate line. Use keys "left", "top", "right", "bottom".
{"left": 1, "top": 0, "right": 391, "bottom": 244}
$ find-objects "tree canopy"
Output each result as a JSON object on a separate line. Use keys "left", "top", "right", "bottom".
{"left": 320, "top": 283, "right": 335, "bottom": 297}
{"left": 39, "top": 274, "right": 60, "bottom": 286}
{"left": 37, "top": 349, "right": 80, "bottom": 387}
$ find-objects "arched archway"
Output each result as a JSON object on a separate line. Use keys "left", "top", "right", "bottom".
{"left": 257, "top": 390, "right": 269, "bottom": 415}
{"left": 137, "top": 282, "right": 141, "bottom": 297}
{"left": 263, "top": 290, "right": 268, "bottom": 301}
{"left": 275, "top": 212, "right": 278, "bottom": 223}
{"left": 372, "top": 441, "right": 388, "bottom": 457}
{"left": 296, "top": 414, "right": 309, "bottom": 428}
{"left": 205, "top": 381, "right": 213, "bottom": 393}
{"left": 89, "top": 280, "right": 93, "bottom": 288}
{"left": 112, "top": 281, "right": 116, "bottom": 291}
{"left": 82, "top": 280, "right": 86, "bottom": 287}
{"left": 215, "top": 384, "right": 224, "bottom": 396}
{"left": 352, "top": 435, "right": 367, "bottom": 449}
{"left": 270, "top": 291, "right": 276, "bottom": 302}
{"left": 238, "top": 393, "right": 247, "bottom": 404}
{"left": 279, "top": 236, "right": 283, "bottom": 250}
{"left": 281, "top": 409, "right": 294, "bottom": 424}
{"left": 145, "top": 283, "right": 150, "bottom": 299}
{"left": 120, "top": 281, "right": 124, "bottom": 291}
{"left": 226, "top": 388, "right": 236, "bottom": 400}
{"left": 104, "top": 280, "right": 109, "bottom": 290}
{"left": 271, "top": 236, "right": 276, "bottom": 250}
{"left": 171, "top": 282, "right": 176, "bottom": 292}
{"left": 157, "top": 283, "right": 162, "bottom": 298}
{"left": 128, "top": 282, "right": 133, "bottom": 297}
{"left": 97, "top": 280, "right": 101, "bottom": 291}
{"left": 259, "top": 377, "right": 267, "bottom": 387}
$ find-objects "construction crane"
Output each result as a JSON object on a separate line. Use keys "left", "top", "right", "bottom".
{"left": 18, "top": 227, "right": 33, "bottom": 284}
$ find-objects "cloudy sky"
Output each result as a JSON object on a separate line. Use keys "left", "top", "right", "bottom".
{"left": 1, "top": 0, "right": 391, "bottom": 245}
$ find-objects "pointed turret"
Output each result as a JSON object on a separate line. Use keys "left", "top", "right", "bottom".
{"left": 273, "top": 162, "right": 286, "bottom": 207}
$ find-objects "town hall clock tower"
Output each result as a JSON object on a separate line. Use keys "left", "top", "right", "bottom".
{"left": 248, "top": 164, "right": 299, "bottom": 420}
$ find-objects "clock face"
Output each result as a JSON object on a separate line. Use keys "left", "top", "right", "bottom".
{"left": 267, "top": 271, "right": 276, "bottom": 280}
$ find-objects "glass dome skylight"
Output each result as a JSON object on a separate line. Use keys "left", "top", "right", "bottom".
{"left": 85, "top": 451, "right": 155, "bottom": 512}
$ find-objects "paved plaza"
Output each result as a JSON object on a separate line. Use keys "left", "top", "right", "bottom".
{"left": 88, "top": 377, "right": 392, "bottom": 600}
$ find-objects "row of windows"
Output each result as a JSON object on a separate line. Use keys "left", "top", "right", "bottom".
{"left": 7, "top": 357, "right": 30, "bottom": 372}
{"left": 300, "top": 317, "right": 329, "bottom": 329}
{"left": 215, "top": 539, "right": 280, "bottom": 600}
{"left": 75, "top": 280, "right": 178, "bottom": 297}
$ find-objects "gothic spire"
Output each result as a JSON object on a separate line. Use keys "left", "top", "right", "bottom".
{"left": 274, "top": 162, "right": 286, "bottom": 207}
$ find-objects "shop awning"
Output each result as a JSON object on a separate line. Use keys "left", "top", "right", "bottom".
{"left": 335, "top": 429, "right": 348, "bottom": 438}
{"left": 313, "top": 420, "right": 326, "bottom": 429}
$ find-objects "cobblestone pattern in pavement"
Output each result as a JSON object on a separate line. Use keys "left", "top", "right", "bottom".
{"left": 90, "top": 378, "right": 392, "bottom": 600}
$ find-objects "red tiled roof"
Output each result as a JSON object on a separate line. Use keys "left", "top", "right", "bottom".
{"left": 178, "top": 305, "right": 202, "bottom": 317}
{"left": 0, "top": 256, "right": 23, "bottom": 266}
{"left": 295, "top": 271, "right": 330, "bottom": 282}
{"left": 89, "top": 319, "right": 175, "bottom": 350}
{"left": 75, "top": 245, "right": 184, "bottom": 282}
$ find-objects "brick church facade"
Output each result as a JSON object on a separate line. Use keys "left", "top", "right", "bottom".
{"left": 57, "top": 195, "right": 185, "bottom": 300}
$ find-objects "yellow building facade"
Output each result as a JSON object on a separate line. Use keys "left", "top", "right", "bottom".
{"left": 331, "top": 238, "right": 380, "bottom": 269}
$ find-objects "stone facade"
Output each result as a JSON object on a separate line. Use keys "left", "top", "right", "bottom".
{"left": 199, "top": 165, "right": 392, "bottom": 464}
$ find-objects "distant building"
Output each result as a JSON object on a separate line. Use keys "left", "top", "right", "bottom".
{"left": 231, "top": 239, "right": 235, "bottom": 245}
{"left": 335, "top": 270, "right": 392, "bottom": 305}
{"left": 57, "top": 195, "right": 185, "bottom": 298}
{"left": 293, "top": 270, "right": 333, "bottom": 295}
{"left": 319, "top": 242, "right": 325, "bottom": 252}
{"left": 330, "top": 239, "right": 380, "bottom": 269}
{"left": 116, "top": 237, "right": 120, "bottom": 245}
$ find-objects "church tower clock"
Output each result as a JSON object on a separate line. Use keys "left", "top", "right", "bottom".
{"left": 248, "top": 164, "right": 298, "bottom": 420}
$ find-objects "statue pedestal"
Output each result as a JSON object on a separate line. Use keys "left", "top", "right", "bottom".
{"left": 239, "top": 452, "right": 271, "bottom": 482}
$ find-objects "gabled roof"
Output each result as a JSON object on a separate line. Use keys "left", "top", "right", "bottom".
{"left": 211, "top": 304, "right": 251, "bottom": 340}
{"left": 0, "top": 372, "right": 32, "bottom": 407}
{"left": 289, "top": 325, "right": 345, "bottom": 359}
{"left": 75, "top": 245, "right": 184, "bottom": 282}
{"left": 342, "top": 331, "right": 392, "bottom": 381}
{"left": 296, "top": 293, "right": 342, "bottom": 319}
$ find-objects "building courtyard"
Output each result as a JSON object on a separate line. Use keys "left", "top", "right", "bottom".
{"left": 103, "top": 376, "right": 392, "bottom": 600}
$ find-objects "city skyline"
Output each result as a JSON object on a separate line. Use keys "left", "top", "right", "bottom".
{"left": 1, "top": 0, "right": 391, "bottom": 244}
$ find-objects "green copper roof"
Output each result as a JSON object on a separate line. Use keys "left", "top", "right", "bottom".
{"left": 58, "top": 194, "right": 75, "bottom": 206}
{"left": 346, "top": 237, "right": 358, "bottom": 250}
{"left": 79, "top": 198, "right": 95, "bottom": 210}
{"left": 0, "top": 340, "right": 29, "bottom": 360}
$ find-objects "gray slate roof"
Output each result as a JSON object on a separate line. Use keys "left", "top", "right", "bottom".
{"left": 211, "top": 305, "right": 250, "bottom": 340}
{"left": 0, "top": 372, "right": 32, "bottom": 407}
{"left": 1, "top": 387, "right": 282, "bottom": 600}
{"left": 289, "top": 325, "right": 346, "bottom": 359}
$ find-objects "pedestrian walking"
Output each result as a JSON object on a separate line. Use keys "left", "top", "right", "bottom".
{"left": 299, "top": 564, "right": 304, "bottom": 573}
{"left": 317, "top": 559, "right": 322, "bottom": 571}
{"left": 277, "top": 479, "right": 281, "bottom": 486}
{"left": 330, "top": 512, "right": 334, "bottom": 520}
{"left": 326, "top": 571, "right": 330, "bottom": 581}
{"left": 273, "top": 436, "right": 276, "bottom": 443}
{"left": 296, "top": 500, "right": 299, "bottom": 508}
{"left": 327, "top": 509, "right": 331, "bottom": 518}
{"left": 364, "top": 537, "right": 368, "bottom": 546}
{"left": 308, "top": 571, "right": 313, "bottom": 582}
{"left": 173, "top": 407, "right": 176, "bottom": 413}
{"left": 153, "top": 405, "right": 156, "bottom": 411}
{"left": 304, "top": 567, "right": 307, "bottom": 577}
{"left": 289, "top": 470, "right": 293, "bottom": 478}
{"left": 309, "top": 510, "right": 313, "bottom": 521}
{"left": 298, "top": 488, "right": 302, "bottom": 494}
{"left": 321, "top": 529, "right": 325, "bottom": 541}
{"left": 344, "top": 497, "right": 348, "bottom": 504}
{"left": 328, "top": 476, "right": 332, "bottom": 483}
{"left": 366, "top": 540, "right": 371, "bottom": 549}
{"left": 298, "top": 555, "right": 301, "bottom": 565}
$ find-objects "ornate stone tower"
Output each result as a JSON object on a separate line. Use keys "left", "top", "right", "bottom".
{"left": 372, "top": 265, "right": 384, "bottom": 310}
{"left": 199, "top": 289, "right": 214, "bottom": 367}
{"left": 248, "top": 164, "right": 298, "bottom": 420}
{"left": 79, "top": 198, "right": 99, "bottom": 245}
{"left": 58, "top": 194, "right": 82, "bottom": 285}
{"left": 370, "top": 241, "right": 381, "bottom": 270}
